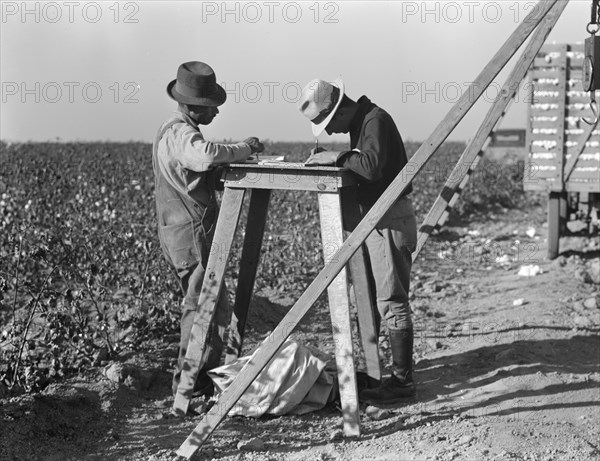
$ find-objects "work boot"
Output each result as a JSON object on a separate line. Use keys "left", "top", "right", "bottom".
{"left": 359, "top": 328, "right": 415, "bottom": 406}
{"left": 356, "top": 371, "right": 381, "bottom": 393}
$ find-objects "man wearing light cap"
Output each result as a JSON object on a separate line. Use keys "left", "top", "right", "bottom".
{"left": 153, "top": 61, "right": 264, "bottom": 404}
{"left": 298, "top": 79, "right": 418, "bottom": 406}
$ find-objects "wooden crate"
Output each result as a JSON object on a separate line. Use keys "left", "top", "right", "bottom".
{"left": 524, "top": 44, "right": 600, "bottom": 193}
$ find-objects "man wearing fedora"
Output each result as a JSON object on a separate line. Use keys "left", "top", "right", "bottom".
{"left": 298, "top": 79, "right": 418, "bottom": 406}
{"left": 153, "top": 61, "right": 264, "bottom": 401}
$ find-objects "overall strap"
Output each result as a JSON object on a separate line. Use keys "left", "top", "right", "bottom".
{"left": 153, "top": 117, "right": 220, "bottom": 208}
{"left": 152, "top": 117, "right": 213, "bottom": 228}
{"left": 152, "top": 116, "right": 185, "bottom": 174}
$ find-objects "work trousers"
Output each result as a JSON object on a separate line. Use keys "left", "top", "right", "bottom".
{"left": 363, "top": 196, "right": 417, "bottom": 332}
{"left": 173, "top": 261, "right": 230, "bottom": 396}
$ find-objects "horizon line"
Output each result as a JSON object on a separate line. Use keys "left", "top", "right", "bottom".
{"left": 0, "top": 138, "right": 470, "bottom": 145}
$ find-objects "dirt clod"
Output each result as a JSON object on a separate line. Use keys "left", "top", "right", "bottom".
{"left": 237, "top": 437, "right": 266, "bottom": 451}
{"left": 584, "top": 297, "right": 598, "bottom": 309}
{"left": 365, "top": 406, "right": 392, "bottom": 421}
{"left": 103, "top": 362, "right": 157, "bottom": 391}
{"left": 329, "top": 429, "right": 343, "bottom": 441}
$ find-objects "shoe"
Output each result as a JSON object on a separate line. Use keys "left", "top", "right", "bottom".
{"left": 167, "top": 407, "right": 200, "bottom": 418}
{"left": 359, "top": 328, "right": 415, "bottom": 406}
{"left": 359, "top": 374, "right": 415, "bottom": 406}
{"left": 356, "top": 371, "right": 381, "bottom": 393}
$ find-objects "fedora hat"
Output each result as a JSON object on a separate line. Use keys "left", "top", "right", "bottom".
{"left": 297, "top": 78, "right": 345, "bottom": 136}
{"left": 167, "top": 61, "right": 226, "bottom": 106}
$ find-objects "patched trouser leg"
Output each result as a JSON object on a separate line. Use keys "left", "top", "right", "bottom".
{"left": 172, "top": 262, "right": 230, "bottom": 396}
{"left": 364, "top": 197, "right": 417, "bottom": 331}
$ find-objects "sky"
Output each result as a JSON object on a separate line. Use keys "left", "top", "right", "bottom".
{"left": 0, "top": 0, "right": 590, "bottom": 144}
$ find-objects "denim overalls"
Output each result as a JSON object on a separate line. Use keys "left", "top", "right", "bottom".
{"left": 152, "top": 117, "right": 230, "bottom": 396}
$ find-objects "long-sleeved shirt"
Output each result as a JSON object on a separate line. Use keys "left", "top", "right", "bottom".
{"left": 155, "top": 110, "right": 251, "bottom": 202}
{"left": 337, "top": 96, "right": 413, "bottom": 208}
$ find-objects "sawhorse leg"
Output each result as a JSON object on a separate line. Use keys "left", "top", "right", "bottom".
{"left": 342, "top": 191, "right": 381, "bottom": 382}
{"left": 317, "top": 191, "right": 360, "bottom": 437}
{"left": 347, "top": 246, "right": 381, "bottom": 381}
{"left": 225, "top": 189, "right": 271, "bottom": 363}
{"left": 173, "top": 187, "right": 246, "bottom": 416}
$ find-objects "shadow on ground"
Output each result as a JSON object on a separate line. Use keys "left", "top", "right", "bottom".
{"left": 120, "top": 334, "right": 600, "bottom": 460}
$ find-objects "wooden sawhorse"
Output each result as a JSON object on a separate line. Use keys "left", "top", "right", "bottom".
{"left": 172, "top": 162, "right": 381, "bottom": 437}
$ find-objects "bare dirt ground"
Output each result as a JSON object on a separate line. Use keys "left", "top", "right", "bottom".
{"left": 1, "top": 203, "right": 599, "bottom": 461}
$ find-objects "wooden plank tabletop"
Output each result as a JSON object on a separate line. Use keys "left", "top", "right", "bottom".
{"left": 229, "top": 161, "right": 345, "bottom": 171}
{"left": 224, "top": 162, "right": 358, "bottom": 192}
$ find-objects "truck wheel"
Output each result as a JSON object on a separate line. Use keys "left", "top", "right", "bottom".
{"left": 547, "top": 191, "right": 567, "bottom": 259}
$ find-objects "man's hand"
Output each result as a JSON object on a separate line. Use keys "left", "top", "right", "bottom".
{"left": 244, "top": 137, "right": 265, "bottom": 154}
{"left": 310, "top": 146, "right": 327, "bottom": 156}
{"left": 305, "top": 149, "right": 343, "bottom": 166}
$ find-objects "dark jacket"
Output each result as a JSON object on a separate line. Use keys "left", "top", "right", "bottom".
{"left": 338, "top": 96, "right": 412, "bottom": 208}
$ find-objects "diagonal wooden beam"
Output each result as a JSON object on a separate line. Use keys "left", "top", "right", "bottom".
{"left": 555, "top": 44, "right": 568, "bottom": 189}
{"left": 414, "top": 113, "right": 505, "bottom": 243}
{"left": 176, "top": 0, "right": 563, "bottom": 457}
{"left": 412, "top": 0, "right": 569, "bottom": 260}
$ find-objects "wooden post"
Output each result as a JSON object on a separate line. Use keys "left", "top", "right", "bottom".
{"left": 412, "top": 0, "right": 568, "bottom": 259}
{"left": 346, "top": 245, "right": 381, "bottom": 381}
{"left": 555, "top": 43, "right": 568, "bottom": 189}
{"left": 318, "top": 191, "right": 360, "bottom": 437}
{"left": 524, "top": 54, "right": 536, "bottom": 190}
{"left": 176, "top": 1, "right": 562, "bottom": 457}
